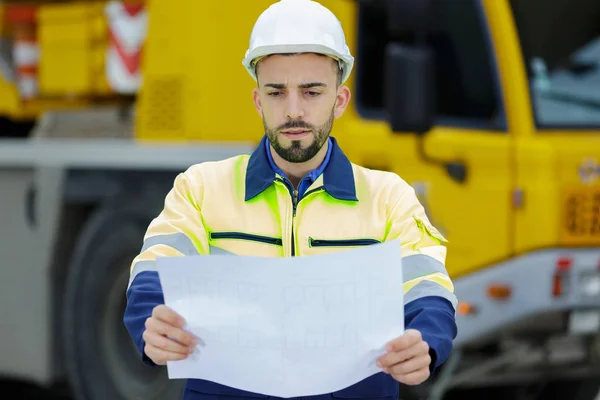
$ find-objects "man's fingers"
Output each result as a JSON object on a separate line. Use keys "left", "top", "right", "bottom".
{"left": 378, "top": 340, "right": 429, "bottom": 369}
{"left": 145, "top": 317, "right": 197, "bottom": 347}
{"left": 143, "top": 308, "right": 200, "bottom": 367}
{"left": 143, "top": 330, "right": 194, "bottom": 355}
{"left": 385, "top": 329, "right": 422, "bottom": 352}
{"left": 144, "top": 342, "right": 190, "bottom": 365}
{"left": 152, "top": 305, "right": 184, "bottom": 328}
{"left": 394, "top": 365, "right": 431, "bottom": 386}
{"left": 390, "top": 353, "right": 431, "bottom": 376}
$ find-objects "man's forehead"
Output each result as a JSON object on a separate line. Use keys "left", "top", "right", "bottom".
{"left": 256, "top": 53, "right": 338, "bottom": 85}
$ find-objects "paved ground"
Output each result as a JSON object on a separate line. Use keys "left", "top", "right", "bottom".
{"left": 3, "top": 379, "right": 598, "bottom": 400}
{"left": 0, "top": 379, "right": 71, "bottom": 400}
{"left": 0, "top": 381, "right": 528, "bottom": 400}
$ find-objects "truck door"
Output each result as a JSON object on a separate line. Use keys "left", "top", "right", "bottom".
{"left": 507, "top": 0, "right": 600, "bottom": 252}
{"left": 337, "top": 0, "right": 513, "bottom": 278}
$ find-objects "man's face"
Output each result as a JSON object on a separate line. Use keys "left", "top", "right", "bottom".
{"left": 252, "top": 53, "right": 351, "bottom": 163}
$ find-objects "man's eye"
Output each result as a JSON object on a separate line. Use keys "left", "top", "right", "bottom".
{"left": 306, "top": 91, "right": 320, "bottom": 96}
{"left": 268, "top": 91, "right": 282, "bottom": 97}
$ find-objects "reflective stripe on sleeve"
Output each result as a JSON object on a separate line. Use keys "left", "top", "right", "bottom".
{"left": 403, "top": 280, "right": 458, "bottom": 309}
{"left": 402, "top": 254, "right": 448, "bottom": 281}
{"left": 403, "top": 271, "right": 454, "bottom": 293}
{"left": 141, "top": 232, "right": 200, "bottom": 255}
{"left": 128, "top": 260, "right": 158, "bottom": 288}
{"left": 401, "top": 253, "right": 457, "bottom": 309}
{"left": 128, "top": 244, "right": 236, "bottom": 289}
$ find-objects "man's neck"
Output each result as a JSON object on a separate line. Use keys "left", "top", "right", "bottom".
{"left": 270, "top": 140, "right": 329, "bottom": 188}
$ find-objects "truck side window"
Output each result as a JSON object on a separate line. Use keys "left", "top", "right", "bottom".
{"left": 355, "top": 0, "right": 503, "bottom": 129}
{"left": 509, "top": 0, "right": 600, "bottom": 128}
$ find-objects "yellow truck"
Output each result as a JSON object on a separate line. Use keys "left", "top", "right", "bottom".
{"left": 0, "top": 0, "right": 599, "bottom": 399}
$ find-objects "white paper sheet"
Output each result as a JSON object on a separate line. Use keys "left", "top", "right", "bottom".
{"left": 156, "top": 239, "right": 404, "bottom": 398}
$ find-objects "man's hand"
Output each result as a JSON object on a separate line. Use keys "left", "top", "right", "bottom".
{"left": 143, "top": 305, "right": 198, "bottom": 365}
{"left": 377, "top": 329, "right": 432, "bottom": 385}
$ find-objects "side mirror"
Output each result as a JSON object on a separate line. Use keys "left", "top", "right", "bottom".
{"left": 386, "top": 0, "right": 434, "bottom": 37}
{"left": 384, "top": 43, "right": 435, "bottom": 135}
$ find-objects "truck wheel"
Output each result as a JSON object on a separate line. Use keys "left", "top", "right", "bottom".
{"left": 535, "top": 378, "right": 600, "bottom": 400}
{"left": 62, "top": 203, "right": 184, "bottom": 400}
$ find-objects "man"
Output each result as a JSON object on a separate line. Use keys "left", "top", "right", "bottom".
{"left": 123, "top": 0, "right": 458, "bottom": 399}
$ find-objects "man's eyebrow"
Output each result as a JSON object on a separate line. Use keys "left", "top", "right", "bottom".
{"left": 264, "top": 83, "right": 285, "bottom": 89}
{"left": 299, "top": 82, "right": 327, "bottom": 89}
{"left": 263, "top": 82, "right": 328, "bottom": 89}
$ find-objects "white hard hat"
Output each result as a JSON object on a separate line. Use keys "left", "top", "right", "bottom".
{"left": 242, "top": 0, "right": 355, "bottom": 85}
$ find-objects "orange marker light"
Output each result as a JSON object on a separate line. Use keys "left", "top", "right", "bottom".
{"left": 487, "top": 283, "right": 512, "bottom": 300}
{"left": 457, "top": 301, "right": 477, "bottom": 315}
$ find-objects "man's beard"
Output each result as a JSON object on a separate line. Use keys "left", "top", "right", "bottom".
{"left": 264, "top": 108, "right": 334, "bottom": 163}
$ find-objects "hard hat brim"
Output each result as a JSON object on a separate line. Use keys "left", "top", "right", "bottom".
{"left": 242, "top": 43, "right": 355, "bottom": 85}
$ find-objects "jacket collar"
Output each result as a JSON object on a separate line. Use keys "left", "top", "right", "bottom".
{"left": 245, "top": 135, "right": 358, "bottom": 202}
{"left": 265, "top": 136, "right": 332, "bottom": 187}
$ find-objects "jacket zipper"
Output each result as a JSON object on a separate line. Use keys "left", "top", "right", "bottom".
{"left": 275, "top": 177, "right": 297, "bottom": 256}
{"left": 291, "top": 186, "right": 326, "bottom": 256}
{"left": 292, "top": 189, "right": 298, "bottom": 256}
{"left": 276, "top": 177, "right": 324, "bottom": 257}
{"left": 210, "top": 232, "right": 283, "bottom": 246}
{"left": 308, "top": 237, "right": 381, "bottom": 247}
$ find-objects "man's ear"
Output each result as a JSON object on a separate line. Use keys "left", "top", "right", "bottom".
{"left": 252, "top": 87, "right": 262, "bottom": 115}
{"left": 333, "top": 85, "right": 351, "bottom": 119}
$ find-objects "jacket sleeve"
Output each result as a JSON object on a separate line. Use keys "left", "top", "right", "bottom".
{"left": 384, "top": 177, "right": 458, "bottom": 372}
{"left": 123, "top": 167, "right": 210, "bottom": 366}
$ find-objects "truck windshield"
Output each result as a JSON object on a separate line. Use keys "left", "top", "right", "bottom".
{"left": 509, "top": 0, "right": 600, "bottom": 129}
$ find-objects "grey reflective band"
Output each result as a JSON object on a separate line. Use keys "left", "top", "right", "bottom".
{"left": 141, "top": 232, "right": 200, "bottom": 256}
{"left": 128, "top": 245, "right": 237, "bottom": 289}
{"left": 128, "top": 260, "right": 157, "bottom": 288}
{"left": 402, "top": 254, "right": 449, "bottom": 282}
{"left": 209, "top": 246, "right": 236, "bottom": 255}
{"left": 404, "top": 280, "right": 458, "bottom": 310}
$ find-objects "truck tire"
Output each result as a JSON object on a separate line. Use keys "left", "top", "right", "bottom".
{"left": 537, "top": 379, "right": 600, "bottom": 400}
{"left": 62, "top": 201, "right": 185, "bottom": 400}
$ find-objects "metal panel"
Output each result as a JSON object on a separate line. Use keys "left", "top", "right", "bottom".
{"left": 0, "top": 166, "right": 65, "bottom": 384}
{"left": 0, "top": 138, "right": 255, "bottom": 169}
{"left": 0, "top": 139, "right": 255, "bottom": 385}
{"left": 454, "top": 247, "right": 600, "bottom": 346}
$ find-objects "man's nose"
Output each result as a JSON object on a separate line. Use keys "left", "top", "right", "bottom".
{"left": 285, "top": 92, "right": 305, "bottom": 120}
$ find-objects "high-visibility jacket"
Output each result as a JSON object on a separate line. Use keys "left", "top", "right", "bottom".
{"left": 124, "top": 135, "right": 458, "bottom": 400}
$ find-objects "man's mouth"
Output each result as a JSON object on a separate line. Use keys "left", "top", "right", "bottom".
{"left": 281, "top": 129, "right": 311, "bottom": 134}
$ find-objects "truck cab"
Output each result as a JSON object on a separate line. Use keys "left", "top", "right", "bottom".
{"left": 339, "top": 0, "right": 600, "bottom": 277}
{"left": 342, "top": 0, "right": 600, "bottom": 397}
